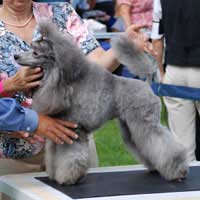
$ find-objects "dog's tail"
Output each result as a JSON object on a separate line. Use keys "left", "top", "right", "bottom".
{"left": 111, "top": 35, "right": 157, "bottom": 78}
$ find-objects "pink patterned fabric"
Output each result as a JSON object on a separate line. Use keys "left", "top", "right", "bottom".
{"left": 32, "top": 2, "right": 99, "bottom": 54}
{"left": 117, "top": 0, "right": 153, "bottom": 29}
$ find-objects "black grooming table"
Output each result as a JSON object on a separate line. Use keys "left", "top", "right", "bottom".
{"left": 36, "top": 166, "right": 200, "bottom": 199}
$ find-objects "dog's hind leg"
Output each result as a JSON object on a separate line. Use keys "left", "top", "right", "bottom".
{"left": 118, "top": 119, "right": 155, "bottom": 171}
{"left": 45, "top": 139, "right": 56, "bottom": 180}
{"left": 122, "top": 102, "right": 189, "bottom": 181}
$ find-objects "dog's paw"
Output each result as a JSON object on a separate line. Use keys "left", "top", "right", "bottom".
{"left": 159, "top": 148, "right": 189, "bottom": 181}
{"left": 55, "top": 166, "right": 88, "bottom": 185}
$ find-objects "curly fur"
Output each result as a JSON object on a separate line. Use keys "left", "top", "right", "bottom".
{"left": 15, "top": 21, "right": 189, "bottom": 185}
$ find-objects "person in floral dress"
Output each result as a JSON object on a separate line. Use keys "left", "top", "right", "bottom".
{"left": 116, "top": 0, "right": 153, "bottom": 36}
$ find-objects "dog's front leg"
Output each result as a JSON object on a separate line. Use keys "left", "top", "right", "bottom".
{"left": 54, "top": 134, "right": 90, "bottom": 185}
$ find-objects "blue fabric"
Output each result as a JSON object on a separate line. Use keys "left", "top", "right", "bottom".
{"left": 99, "top": 41, "right": 111, "bottom": 51}
{"left": 0, "top": 98, "right": 38, "bottom": 133}
{"left": 151, "top": 83, "right": 200, "bottom": 101}
{"left": 108, "top": 16, "right": 117, "bottom": 28}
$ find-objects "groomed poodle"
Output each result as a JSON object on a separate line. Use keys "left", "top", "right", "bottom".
{"left": 15, "top": 21, "right": 189, "bottom": 185}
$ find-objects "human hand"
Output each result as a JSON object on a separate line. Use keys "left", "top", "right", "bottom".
{"left": 87, "top": 0, "right": 96, "bottom": 9}
{"left": 125, "top": 24, "right": 157, "bottom": 56}
{"left": 3, "top": 66, "right": 43, "bottom": 94}
{"left": 9, "top": 131, "right": 45, "bottom": 144}
{"left": 34, "top": 114, "right": 79, "bottom": 145}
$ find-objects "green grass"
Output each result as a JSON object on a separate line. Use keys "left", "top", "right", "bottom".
{"left": 95, "top": 120, "right": 137, "bottom": 167}
{"left": 94, "top": 98, "right": 168, "bottom": 167}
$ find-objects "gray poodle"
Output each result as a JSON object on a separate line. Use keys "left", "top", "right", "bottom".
{"left": 15, "top": 21, "right": 189, "bottom": 185}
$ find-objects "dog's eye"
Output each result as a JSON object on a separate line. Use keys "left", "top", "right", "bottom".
{"left": 33, "top": 51, "right": 38, "bottom": 56}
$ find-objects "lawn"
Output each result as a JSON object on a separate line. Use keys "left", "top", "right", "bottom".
{"left": 94, "top": 99, "right": 168, "bottom": 167}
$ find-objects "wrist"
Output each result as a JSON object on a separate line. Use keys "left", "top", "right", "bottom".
{"left": 0, "top": 80, "right": 11, "bottom": 97}
{"left": 1, "top": 79, "right": 15, "bottom": 97}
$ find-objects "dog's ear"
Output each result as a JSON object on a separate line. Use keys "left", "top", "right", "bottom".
{"left": 30, "top": 37, "right": 55, "bottom": 62}
{"left": 42, "top": 38, "right": 55, "bottom": 60}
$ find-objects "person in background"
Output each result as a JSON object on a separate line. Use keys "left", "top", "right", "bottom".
{"left": 72, "top": 0, "right": 115, "bottom": 31}
{"left": 151, "top": 0, "right": 200, "bottom": 161}
{"left": 116, "top": 0, "right": 153, "bottom": 36}
{"left": 88, "top": 0, "right": 115, "bottom": 17}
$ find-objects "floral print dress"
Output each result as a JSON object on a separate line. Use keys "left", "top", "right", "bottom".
{"left": 117, "top": 0, "right": 153, "bottom": 29}
{"left": 0, "top": 2, "right": 99, "bottom": 159}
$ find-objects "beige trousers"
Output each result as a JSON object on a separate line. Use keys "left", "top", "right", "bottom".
{"left": 163, "top": 65, "right": 200, "bottom": 161}
{"left": 0, "top": 135, "right": 98, "bottom": 199}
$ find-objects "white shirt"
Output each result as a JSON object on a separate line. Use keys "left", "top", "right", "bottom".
{"left": 151, "top": 0, "right": 163, "bottom": 40}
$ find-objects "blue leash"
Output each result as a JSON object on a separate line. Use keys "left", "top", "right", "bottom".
{"left": 151, "top": 82, "right": 200, "bottom": 101}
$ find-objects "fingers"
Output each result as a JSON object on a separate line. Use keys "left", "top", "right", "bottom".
{"left": 22, "top": 67, "right": 42, "bottom": 76}
{"left": 144, "top": 42, "right": 158, "bottom": 56}
{"left": 47, "top": 123, "right": 78, "bottom": 144}
{"left": 9, "top": 131, "right": 38, "bottom": 144}
{"left": 33, "top": 135, "right": 45, "bottom": 143}
{"left": 26, "top": 80, "right": 41, "bottom": 89}
{"left": 23, "top": 68, "right": 43, "bottom": 88}
{"left": 36, "top": 115, "right": 79, "bottom": 144}
{"left": 129, "top": 24, "right": 148, "bottom": 31}
{"left": 26, "top": 72, "right": 43, "bottom": 82}
{"left": 10, "top": 131, "right": 29, "bottom": 138}
{"left": 10, "top": 67, "right": 43, "bottom": 92}
{"left": 56, "top": 119, "right": 78, "bottom": 129}
{"left": 43, "top": 129, "right": 65, "bottom": 145}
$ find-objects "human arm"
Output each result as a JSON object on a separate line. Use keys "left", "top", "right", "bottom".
{"left": 0, "top": 98, "right": 78, "bottom": 144}
{"left": 86, "top": 24, "right": 155, "bottom": 72}
{"left": 116, "top": 2, "right": 132, "bottom": 28}
{"left": 151, "top": 0, "right": 165, "bottom": 80}
{"left": 86, "top": 47, "right": 120, "bottom": 72}
{"left": 152, "top": 38, "right": 164, "bottom": 80}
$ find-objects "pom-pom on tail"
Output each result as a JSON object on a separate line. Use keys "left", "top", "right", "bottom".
{"left": 111, "top": 35, "right": 157, "bottom": 78}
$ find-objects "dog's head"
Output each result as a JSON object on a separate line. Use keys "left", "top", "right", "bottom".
{"left": 14, "top": 20, "right": 66, "bottom": 71}
{"left": 14, "top": 36, "right": 55, "bottom": 69}
{"left": 14, "top": 21, "right": 85, "bottom": 83}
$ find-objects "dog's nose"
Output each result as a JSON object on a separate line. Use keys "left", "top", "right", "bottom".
{"left": 14, "top": 54, "right": 20, "bottom": 60}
